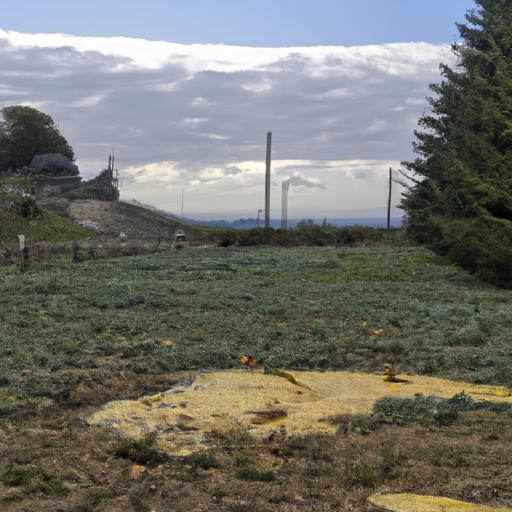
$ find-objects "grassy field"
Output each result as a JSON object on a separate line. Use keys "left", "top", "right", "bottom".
{"left": 0, "top": 245, "right": 511, "bottom": 511}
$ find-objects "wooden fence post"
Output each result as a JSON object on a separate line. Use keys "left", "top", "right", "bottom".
{"left": 72, "top": 240, "right": 80, "bottom": 263}
{"left": 18, "top": 234, "right": 29, "bottom": 271}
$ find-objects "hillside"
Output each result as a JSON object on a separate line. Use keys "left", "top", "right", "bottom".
{"left": 1, "top": 196, "right": 211, "bottom": 250}
{"left": 0, "top": 207, "right": 94, "bottom": 246}
{"left": 69, "top": 200, "right": 205, "bottom": 239}
{"left": 35, "top": 198, "right": 209, "bottom": 240}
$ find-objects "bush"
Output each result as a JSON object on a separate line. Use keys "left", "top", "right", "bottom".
{"left": 373, "top": 392, "right": 511, "bottom": 427}
{"left": 112, "top": 432, "right": 168, "bottom": 465}
{"left": 446, "top": 217, "right": 512, "bottom": 288}
{"left": 374, "top": 394, "right": 460, "bottom": 426}
{"left": 214, "top": 225, "right": 393, "bottom": 248}
{"left": 0, "top": 464, "right": 65, "bottom": 495}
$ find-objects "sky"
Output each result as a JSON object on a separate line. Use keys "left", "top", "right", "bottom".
{"left": 0, "top": 0, "right": 477, "bottom": 219}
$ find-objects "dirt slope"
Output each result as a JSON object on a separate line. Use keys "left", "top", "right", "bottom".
{"left": 65, "top": 199, "right": 206, "bottom": 239}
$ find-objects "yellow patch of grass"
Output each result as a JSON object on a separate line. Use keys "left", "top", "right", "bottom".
{"left": 87, "top": 370, "right": 511, "bottom": 456}
{"left": 369, "top": 493, "right": 512, "bottom": 511}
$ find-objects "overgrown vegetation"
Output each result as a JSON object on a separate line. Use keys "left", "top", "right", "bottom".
{"left": 0, "top": 245, "right": 512, "bottom": 511}
{"left": 0, "top": 464, "right": 65, "bottom": 496}
{"left": 213, "top": 224, "right": 400, "bottom": 248}
{"left": 112, "top": 433, "right": 168, "bottom": 465}
{"left": 401, "top": 0, "right": 512, "bottom": 287}
{"left": 1, "top": 245, "right": 512, "bottom": 409}
{"left": 373, "top": 392, "right": 512, "bottom": 427}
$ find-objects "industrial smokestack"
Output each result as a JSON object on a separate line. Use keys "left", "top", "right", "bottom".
{"left": 281, "top": 174, "right": 326, "bottom": 229}
{"left": 265, "top": 132, "right": 272, "bottom": 228}
{"left": 281, "top": 181, "right": 290, "bottom": 229}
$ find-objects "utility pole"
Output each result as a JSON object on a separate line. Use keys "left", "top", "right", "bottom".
{"left": 265, "top": 132, "right": 272, "bottom": 228}
{"left": 387, "top": 167, "right": 392, "bottom": 230}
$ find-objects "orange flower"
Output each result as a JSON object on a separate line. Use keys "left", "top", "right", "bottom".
{"left": 249, "top": 358, "right": 260, "bottom": 368}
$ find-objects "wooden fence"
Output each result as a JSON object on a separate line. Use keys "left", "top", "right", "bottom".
{"left": 0, "top": 237, "right": 190, "bottom": 267}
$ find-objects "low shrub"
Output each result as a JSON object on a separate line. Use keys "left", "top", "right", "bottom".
{"left": 236, "top": 467, "right": 276, "bottom": 482}
{"left": 373, "top": 391, "right": 511, "bottom": 427}
{"left": 0, "top": 464, "right": 65, "bottom": 495}
{"left": 111, "top": 432, "right": 168, "bottom": 465}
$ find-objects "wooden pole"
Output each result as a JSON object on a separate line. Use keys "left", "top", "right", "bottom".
{"left": 265, "top": 132, "right": 272, "bottom": 228}
{"left": 387, "top": 167, "right": 392, "bottom": 230}
{"left": 18, "top": 234, "right": 29, "bottom": 271}
{"left": 72, "top": 240, "right": 80, "bottom": 263}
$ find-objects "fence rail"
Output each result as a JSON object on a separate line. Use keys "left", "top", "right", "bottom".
{"left": 0, "top": 237, "right": 188, "bottom": 266}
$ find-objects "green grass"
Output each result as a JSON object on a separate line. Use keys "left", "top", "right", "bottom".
{"left": 0, "top": 207, "right": 94, "bottom": 246}
{"left": 0, "top": 245, "right": 511, "bottom": 409}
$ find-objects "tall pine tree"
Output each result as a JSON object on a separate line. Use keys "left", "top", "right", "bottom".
{"left": 402, "top": 0, "right": 512, "bottom": 286}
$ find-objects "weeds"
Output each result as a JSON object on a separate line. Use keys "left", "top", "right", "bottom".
{"left": 373, "top": 392, "right": 511, "bottom": 427}
{"left": 236, "top": 467, "right": 276, "bottom": 482}
{"left": 0, "top": 464, "right": 65, "bottom": 495}
{"left": 111, "top": 432, "right": 168, "bottom": 465}
{"left": 186, "top": 451, "right": 221, "bottom": 470}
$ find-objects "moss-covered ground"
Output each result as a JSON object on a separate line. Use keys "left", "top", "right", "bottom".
{"left": 0, "top": 245, "right": 511, "bottom": 511}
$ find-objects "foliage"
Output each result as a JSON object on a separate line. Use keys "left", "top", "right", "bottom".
{"left": 374, "top": 394, "right": 462, "bottom": 426}
{"left": 0, "top": 464, "right": 65, "bottom": 495}
{"left": 112, "top": 432, "right": 168, "bottom": 465}
{"left": 0, "top": 106, "right": 74, "bottom": 172}
{"left": 236, "top": 467, "right": 276, "bottom": 482}
{"left": 328, "top": 413, "right": 380, "bottom": 435}
{"left": 0, "top": 190, "right": 39, "bottom": 219}
{"left": 213, "top": 225, "right": 399, "bottom": 247}
{"left": 373, "top": 391, "right": 511, "bottom": 427}
{"left": 63, "top": 169, "right": 119, "bottom": 201}
{"left": 1, "top": 246, "right": 512, "bottom": 409}
{"left": 401, "top": 0, "right": 512, "bottom": 287}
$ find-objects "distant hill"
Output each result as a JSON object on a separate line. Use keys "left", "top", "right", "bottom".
{"left": 123, "top": 199, "right": 403, "bottom": 229}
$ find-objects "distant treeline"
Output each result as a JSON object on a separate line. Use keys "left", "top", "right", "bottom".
{"left": 187, "top": 217, "right": 403, "bottom": 230}
{"left": 211, "top": 223, "right": 403, "bottom": 247}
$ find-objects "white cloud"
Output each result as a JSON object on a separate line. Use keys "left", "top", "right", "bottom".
{"left": 123, "top": 161, "right": 181, "bottom": 183}
{"left": 0, "top": 30, "right": 453, "bottom": 216}
{"left": 0, "top": 29, "right": 452, "bottom": 75}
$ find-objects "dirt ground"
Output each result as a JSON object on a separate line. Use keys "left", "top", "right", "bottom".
{"left": 1, "top": 370, "right": 511, "bottom": 512}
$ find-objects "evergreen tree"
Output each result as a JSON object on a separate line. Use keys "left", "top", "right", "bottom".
{"left": 402, "top": 0, "right": 512, "bottom": 286}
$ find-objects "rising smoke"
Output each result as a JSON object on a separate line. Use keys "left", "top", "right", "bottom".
{"left": 282, "top": 174, "right": 326, "bottom": 192}
{"left": 281, "top": 174, "right": 325, "bottom": 228}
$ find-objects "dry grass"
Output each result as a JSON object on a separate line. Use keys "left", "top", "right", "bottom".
{"left": 0, "top": 375, "right": 511, "bottom": 511}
